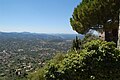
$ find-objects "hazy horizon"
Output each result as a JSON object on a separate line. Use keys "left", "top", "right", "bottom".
{"left": 0, "top": 0, "right": 81, "bottom": 34}
{"left": 0, "top": 31, "right": 79, "bottom": 34}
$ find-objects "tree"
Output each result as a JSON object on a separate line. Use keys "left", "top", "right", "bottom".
{"left": 72, "top": 36, "right": 82, "bottom": 51}
{"left": 45, "top": 40, "right": 120, "bottom": 80}
{"left": 71, "top": 34, "right": 99, "bottom": 51}
{"left": 70, "top": 0, "right": 120, "bottom": 46}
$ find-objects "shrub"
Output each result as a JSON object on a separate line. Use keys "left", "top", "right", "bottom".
{"left": 27, "top": 53, "right": 64, "bottom": 80}
{"left": 45, "top": 40, "right": 120, "bottom": 80}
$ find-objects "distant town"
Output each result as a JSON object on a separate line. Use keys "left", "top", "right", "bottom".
{"left": 0, "top": 32, "right": 83, "bottom": 79}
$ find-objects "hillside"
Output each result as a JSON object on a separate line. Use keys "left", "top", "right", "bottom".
{"left": 0, "top": 32, "right": 83, "bottom": 79}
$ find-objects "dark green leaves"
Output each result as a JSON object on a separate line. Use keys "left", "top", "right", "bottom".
{"left": 45, "top": 40, "right": 120, "bottom": 80}
{"left": 70, "top": 0, "right": 120, "bottom": 34}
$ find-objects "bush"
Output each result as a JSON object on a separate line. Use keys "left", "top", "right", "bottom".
{"left": 45, "top": 40, "right": 120, "bottom": 80}
{"left": 27, "top": 53, "right": 65, "bottom": 80}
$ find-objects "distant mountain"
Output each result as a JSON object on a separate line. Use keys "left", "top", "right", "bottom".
{"left": 52, "top": 34, "right": 84, "bottom": 40}
{"left": 0, "top": 32, "right": 84, "bottom": 40}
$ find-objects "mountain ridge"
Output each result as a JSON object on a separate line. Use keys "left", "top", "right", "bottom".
{"left": 0, "top": 32, "right": 84, "bottom": 40}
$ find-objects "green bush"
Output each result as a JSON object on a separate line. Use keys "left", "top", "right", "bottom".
{"left": 45, "top": 40, "right": 120, "bottom": 80}
{"left": 27, "top": 68, "right": 45, "bottom": 80}
{"left": 27, "top": 53, "right": 65, "bottom": 80}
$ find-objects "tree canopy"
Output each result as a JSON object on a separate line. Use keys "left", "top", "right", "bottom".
{"left": 70, "top": 0, "right": 120, "bottom": 34}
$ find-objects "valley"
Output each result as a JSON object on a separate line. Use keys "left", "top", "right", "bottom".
{"left": 0, "top": 32, "right": 83, "bottom": 79}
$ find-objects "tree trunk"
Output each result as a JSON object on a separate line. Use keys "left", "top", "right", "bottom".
{"left": 117, "top": 13, "right": 120, "bottom": 49}
{"left": 105, "top": 14, "right": 119, "bottom": 47}
{"left": 105, "top": 29, "right": 118, "bottom": 47}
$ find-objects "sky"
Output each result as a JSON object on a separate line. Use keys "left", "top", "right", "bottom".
{"left": 0, "top": 0, "right": 81, "bottom": 34}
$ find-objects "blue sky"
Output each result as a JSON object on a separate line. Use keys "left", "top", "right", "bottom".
{"left": 0, "top": 0, "right": 81, "bottom": 34}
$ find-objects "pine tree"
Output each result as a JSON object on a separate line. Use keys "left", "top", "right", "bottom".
{"left": 72, "top": 36, "right": 81, "bottom": 51}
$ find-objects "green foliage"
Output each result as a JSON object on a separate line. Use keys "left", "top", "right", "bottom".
{"left": 45, "top": 40, "right": 120, "bottom": 80}
{"left": 27, "top": 68, "right": 45, "bottom": 80}
{"left": 70, "top": 0, "right": 120, "bottom": 34}
{"left": 71, "top": 33, "right": 98, "bottom": 52}
{"left": 72, "top": 36, "right": 82, "bottom": 51}
{"left": 27, "top": 53, "right": 65, "bottom": 80}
